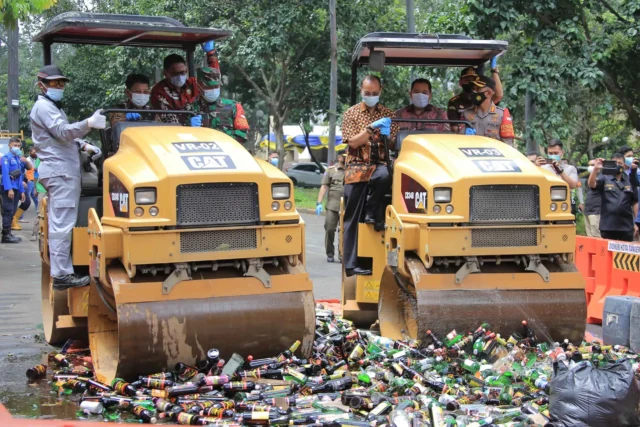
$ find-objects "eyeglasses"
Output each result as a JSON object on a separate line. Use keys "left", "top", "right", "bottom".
{"left": 46, "top": 80, "right": 67, "bottom": 88}
{"left": 362, "top": 91, "right": 380, "bottom": 97}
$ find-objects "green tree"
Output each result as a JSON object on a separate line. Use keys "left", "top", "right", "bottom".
{"left": 1, "top": 0, "right": 56, "bottom": 26}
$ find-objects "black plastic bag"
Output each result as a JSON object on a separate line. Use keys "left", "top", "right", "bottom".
{"left": 549, "top": 359, "right": 640, "bottom": 427}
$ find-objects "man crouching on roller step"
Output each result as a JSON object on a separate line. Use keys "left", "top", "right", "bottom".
{"left": 340, "top": 75, "right": 399, "bottom": 277}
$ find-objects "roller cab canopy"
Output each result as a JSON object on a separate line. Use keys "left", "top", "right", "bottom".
{"left": 350, "top": 32, "right": 508, "bottom": 103}
{"left": 33, "top": 12, "right": 232, "bottom": 72}
{"left": 352, "top": 32, "right": 507, "bottom": 67}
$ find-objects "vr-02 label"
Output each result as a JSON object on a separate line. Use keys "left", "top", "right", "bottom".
{"left": 473, "top": 160, "right": 521, "bottom": 173}
{"left": 181, "top": 155, "right": 236, "bottom": 170}
{"left": 172, "top": 142, "right": 222, "bottom": 153}
{"left": 459, "top": 147, "right": 504, "bottom": 157}
{"left": 109, "top": 172, "right": 129, "bottom": 218}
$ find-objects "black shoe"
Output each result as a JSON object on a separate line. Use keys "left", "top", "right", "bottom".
{"left": 353, "top": 267, "right": 372, "bottom": 276}
{"left": 364, "top": 216, "right": 376, "bottom": 224}
{"left": 52, "top": 274, "right": 90, "bottom": 290}
{"left": 1, "top": 233, "right": 21, "bottom": 243}
{"left": 327, "top": 256, "right": 335, "bottom": 263}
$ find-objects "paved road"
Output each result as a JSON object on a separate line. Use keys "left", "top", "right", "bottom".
{"left": 0, "top": 209, "right": 601, "bottom": 417}
{"left": 0, "top": 210, "right": 341, "bottom": 416}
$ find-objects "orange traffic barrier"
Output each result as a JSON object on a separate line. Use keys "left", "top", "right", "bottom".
{"left": 575, "top": 236, "right": 597, "bottom": 309}
{"left": 576, "top": 236, "right": 640, "bottom": 324}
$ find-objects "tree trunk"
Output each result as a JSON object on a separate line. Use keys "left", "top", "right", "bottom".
{"left": 601, "top": 67, "right": 640, "bottom": 131}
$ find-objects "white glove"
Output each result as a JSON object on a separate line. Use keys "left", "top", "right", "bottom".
{"left": 87, "top": 109, "right": 107, "bottom": 129}
{"left": 83, "top": 143, "right": 102, "bottom": 161}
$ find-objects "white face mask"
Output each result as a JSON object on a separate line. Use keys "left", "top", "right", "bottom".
{"left": 588, "top": 166, "right": 595, "bottom": 174}
{"left": 131, "top": 93, "right": 150, "bottom": 108}
{"left": 411, "top": 93, "right": 430, "bottom": 108}
{"left": 203, "top": 88, "right": 220, "bottom": 103}
{"left": 170, "top": 74, "right": 187, "bottom": 89}
{"left": 362, "top": 94, "right": 379, "bottom": 108}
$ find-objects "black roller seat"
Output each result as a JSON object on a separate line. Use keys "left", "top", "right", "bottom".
{"left": 76, "top": 195, "right": 103, "bottom": 227}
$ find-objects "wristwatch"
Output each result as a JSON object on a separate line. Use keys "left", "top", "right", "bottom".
{"left": 366, "top": 126, "right": 375, "bottom": 135}
{"left": 491, "top": 67, "right": 500, "bottom": 74}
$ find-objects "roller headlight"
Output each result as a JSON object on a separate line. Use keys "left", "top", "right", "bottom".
{"left": 551, "top": 186, "right": 567, "bottom": 201}
{"left": 433, "top": 205, "right": 441, "bottom": 214}
{"left": 434, "top": 188, "right": 452, "bottom": 203}
{"left": 272, "top": 183, "right": 290, "bottom": 200}
{"left": 135, "top": 188, "right": 156, "bottom": 205}
{"left": 550, "top": 203, "right": 557, "bottom": 212}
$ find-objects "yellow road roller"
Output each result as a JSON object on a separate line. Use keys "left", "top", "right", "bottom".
{"left": 34, "top": 13, "right": 314, "bottom": 383}
{"left": 341, "top": 33, "right": 586, "bottom": 343}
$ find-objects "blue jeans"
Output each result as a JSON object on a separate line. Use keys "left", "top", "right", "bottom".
{"left": 27, "top": 181, "right": 38, "bottom": 212}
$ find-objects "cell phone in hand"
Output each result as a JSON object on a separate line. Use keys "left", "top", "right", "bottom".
{"left": 602, "top": 160, "right": 618, "bottom": 176}
{"left": 545, "top": 158, "right": 554, "bottom": 164}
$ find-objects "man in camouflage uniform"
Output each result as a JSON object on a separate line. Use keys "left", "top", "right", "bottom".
{"left": 196, "top": 67, "right": 250, "bottom": 143}
{"left": 316, "top": 150, "right": 346, "bottom": 263}
{"left": 460, "top": 76, "right": 514, "bottom": 145}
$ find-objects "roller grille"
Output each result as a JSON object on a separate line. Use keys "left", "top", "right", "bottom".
{"left": 177, "top": 183, "right": 259, "bottom": 226}
{"left": 471, "top": 228, "right": 538, "bottom": 248}
{"left": 180, "top": 229, "right": 258, "bottom": 253}
{"left": 470, "top": 185, "right": 539, "bottom": 223}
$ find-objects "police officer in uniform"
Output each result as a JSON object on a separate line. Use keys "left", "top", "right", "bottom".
{"left": 196, "top": 67, "right": 250, "bottom": 143}
{"left": 448, "top": 61, "right": 503, "bottom": 132}
{"left": 460, "top": 76, "right": 514, "bottom": 145}
{"left": 1, "top": 137, "right": 26, "bottom": 243}
{"left": 316, "top": 150, "right": 346, "bottom": 263}
{"left": 588, "top": 157, "right": 638, "bottom": 242}
{"left": 30, "top": 65, "right": 106, "bottom": 290}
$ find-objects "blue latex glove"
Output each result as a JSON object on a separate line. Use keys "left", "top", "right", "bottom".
{"left": 316, "top": 203, "right": 323, "bottom": 216}
{"left": 465, "top": 127, "right": 477, "bottom": 136}
{"left": 191, "top": 115, "right": 202, "bottom": 127}
{"left": 490, "top": 56, "right": 498, "bottom": 70}
{"left": 125, "top": 112, "right": 141, "bottom": 121}
{"left": 370, "top": 117, "right": 391, "bottom": 136}
{"left": 202, "top": 40, "right": 215, "bottom": 53}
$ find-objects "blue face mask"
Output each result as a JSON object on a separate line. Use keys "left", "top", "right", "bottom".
{"left": 47, "top": 88, "right": 64, "bottom": 102}
{"left": 548, "top": 154, "right": 562, "bottom": 162}
{"left": 624, "top": 156, "right": 634, "bottom": 166}
{"left": 203, "top": 88, "right": 220, "bottom": 103}
{"left": 362, "top": 95, "right": 379, "bottom": 108}
{"left": 170, "top": 74, "right": 187, "bottom": 89}
{"left": 10, "top": 147, "right": 22, "bottom": 156}
{"left": 270, "top": 158, "right": 279, "bottom": 166}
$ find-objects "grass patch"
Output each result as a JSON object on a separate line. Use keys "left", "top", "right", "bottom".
{"left": 294, "top": 187, "right": 319, "bottom": 210}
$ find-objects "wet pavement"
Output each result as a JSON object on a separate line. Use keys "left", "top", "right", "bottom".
{"left": 0, "top": 209, "right": 598, "bottom": 420}
{"left": 0, "top": 211, "right": 342, "bottom": 419}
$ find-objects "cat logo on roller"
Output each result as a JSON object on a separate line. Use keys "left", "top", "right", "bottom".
{"left": 181, "top": 154, "right": 236, "bottom": 170}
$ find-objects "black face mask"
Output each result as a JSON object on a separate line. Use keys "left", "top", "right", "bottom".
{"left": 471, "top": 91, "right": 487, "bottom": 106}
{"left": 462, "top": 83, "right": 474, "bottom": 94}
